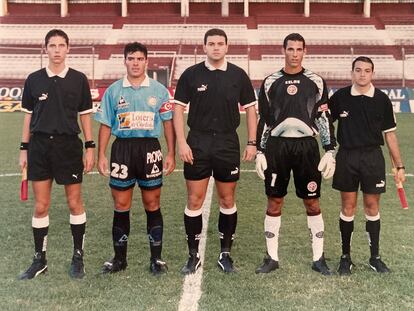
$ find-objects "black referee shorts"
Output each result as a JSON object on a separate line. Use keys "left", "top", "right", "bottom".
{"left": 184, "top": 130, "right": 240, "bottom": 182}
{"left": 264, "top": 136, "right": 321, "bottom": 199}
{"left": 109, "top": 137, "right": 163, "bottom": 191}
{"left": 333, "top": 146, "right": 386, "bottom": 194}
{"left": 28, "top": 133, "right": 84, "bottom": 185}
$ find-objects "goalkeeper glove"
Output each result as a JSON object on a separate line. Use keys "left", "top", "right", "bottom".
{"left": 318, "top": 150, "right": 336, "bottom": 179}
{"left": 255, "top": 151, "right": 267, "bottom": 180}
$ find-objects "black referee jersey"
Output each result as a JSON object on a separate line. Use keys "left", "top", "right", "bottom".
{"left": 328, "top": 85, "right": 396, "bottom": 149}
{"left": 257, "top": 68, "right": 336, "bottom": 151}
{"left": 174, "top": 61, "right": 256, "bottom": 133}
{"left": 21, "top": 67, "right": 93, "bottom": 135}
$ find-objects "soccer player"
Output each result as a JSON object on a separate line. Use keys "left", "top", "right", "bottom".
{"left": 95, "top": 42, "right": 175, "bottom": 276}
{"left": 18, "top": 29, "right": 95, "bottom": 280}
{"left": 173, "top": 28, "right": 257, "bottom": 274}
{"left": 329, "top": 56, "right": 406, "bottom": 275}
{"left": 255, "top": 33, "right": 336, "bottom": 275}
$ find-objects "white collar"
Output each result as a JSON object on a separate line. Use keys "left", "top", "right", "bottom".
{"left": 204, "top": 59, "right": 228, "bottom": 71}
{"left": 351, "top": 83, "right": 375, "bottom": 98}
{"left": 46, "top": 66, "right": 69, "bottom": 78}
{"left": 122, "top": 74, "right": 150, "bottom": 88}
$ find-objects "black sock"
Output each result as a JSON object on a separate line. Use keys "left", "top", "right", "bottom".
{"left": 366, "top": 219, "right": 381, "bottom": 258}
{"left": 33, "top": 227, "right": 48, "bottom": 260}
{"left": 71, "top": 223, "right": 86, "bottom": 252}
{"left": 113, "top": 210, "right": 130, "bottom": 262}
{"left": 184, "top": 213, "right": 202, "bottom": 254}
{"left": 146, "top": 209, "right": 163, "bottom": 260}
{"left": 339, "top": 218, "right": 354, "bottom": 255}
{"left": 218, "top": 210, "right": 237, "bottom": 253}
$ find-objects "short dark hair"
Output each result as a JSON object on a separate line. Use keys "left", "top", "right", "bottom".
{"left": 124, "top": 42, "right": 148, "bottom": 59}
{"left": 204, "top": 28, "right": 228, "bottom": 45}
{"left": 352, "top": 56, "right": 374, "bottom": 71}
{"left": 283, "top": 33, "right": 305, "bottom": 49}
{"left": 45, "top": 29, "right": 69, "bottom": 47}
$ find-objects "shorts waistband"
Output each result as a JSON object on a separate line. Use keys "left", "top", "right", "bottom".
{"left": 32, "top": 132, "right": 78, "bottom": 140}
{"left": 268, "top": 136, "right": 315, "bottom": 142}
{"left": 339, "top": 145, "right": 381, "bottom": 151}
{"left": 115, "top": 137, "right": 158, "bottom": 142}
{"left": 190, "top": 129, "right": 236, "bottom": 136}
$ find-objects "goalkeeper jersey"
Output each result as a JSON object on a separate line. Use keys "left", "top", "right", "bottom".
{"left": 95, "top": 75, "right": 172, "bottom": 138}
{"left": 257, "top": 68, "right": 336, "bottom": 152}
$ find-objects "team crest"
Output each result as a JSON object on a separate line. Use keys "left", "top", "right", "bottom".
{"left": 307, "top": 181, "right": 318, "bottom": 192}
{"left": 287, "top": 85, "right": 298, "bottom": 95}
{"left": 147, "top": 96, "right": 157, "bottom": 107}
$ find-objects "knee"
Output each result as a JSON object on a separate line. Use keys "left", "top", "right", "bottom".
{"left": 218, "top": 196, "right": 235, "bottom": 209}
{"left": 341, "top": 202, "right": 357, "bottom": 217}
{"left": 34, "top": 201, "right": 50, "bottom": 218}
{"left": 67, "top": 196, "right": 83, "bottom": 213}
{"left": 266, "top": 197, "right": 283, "bottom": 216}
{"left": 304, "top": 198, "right": 321, "bottom": 216}
{"left": 187, "top": 193, "right": 205, "bottom": 210}
{"left": 143, "top": 201, "right": 160, "bottom": 212}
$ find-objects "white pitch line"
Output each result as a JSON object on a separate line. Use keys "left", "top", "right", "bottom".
{"left": 178, "top": 177, "right": 215, "bottom": 311}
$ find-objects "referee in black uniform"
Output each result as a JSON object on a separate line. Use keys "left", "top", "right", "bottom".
{"left": 329, "top": 56, "right": 406, "bottom": 275}
{"left": 18, "top": 29, "right": 95, "bottom": 280}
{"left": 173, "top": 28, "right": 257, "bottom": 274}
{"left": 255, "top": 33, "right": 336, "bottom": 275}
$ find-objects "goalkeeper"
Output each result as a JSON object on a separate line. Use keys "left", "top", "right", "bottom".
{"left": 255, "top": 33, "right": 336, "bottom": 275}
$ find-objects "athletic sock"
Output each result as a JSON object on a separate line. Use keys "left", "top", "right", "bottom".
{"left": 32, "top": 216, "right": 49, "bottom": 261}
{"left": 112, "top": 210, "right": 130, "bottom": 262}
{"left": 70, "top": 212, "right": 86, "bottom": 252}
{"left": 307, "top": 213, "right": 325, "bottom": 261}
{"left": 339, "top": 212, "right": 354, "bottom": 255}
{"left": 218, "top": 205, "right": 237, "bottom": 253}
{"left": 146, "top": 208, "right": 163, "bottom": 260}
{"left": 264, "top": 213, "right": 281, "bottom": 261}
{"left": 184, "top": 206, "right": 202, "bottom": 254}
{"left": 366, "top": 213, "right": 381, "bottom": 258}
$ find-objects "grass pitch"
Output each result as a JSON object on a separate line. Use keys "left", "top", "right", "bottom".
{"left": 0, "top": 112, "right": 413, "bottom": 311}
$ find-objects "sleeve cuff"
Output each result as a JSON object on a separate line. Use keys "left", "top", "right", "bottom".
{"left": 242, "top": 101, "right": 257, "bottom": 109}
{"left": 383, "top": 127, "right": 396, "bottom": 133}
{"left": 173, "top": 99, "right": 188, "bottom": 107}
{"left": 79, "top": 108, "right": 93, "bottom": 115}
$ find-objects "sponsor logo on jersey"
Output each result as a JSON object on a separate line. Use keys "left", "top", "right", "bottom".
{"left": 147, "top": 150, "right": 162, "bottom": 164}
{"left": 117, "top": 96, "right": 129, "bottom": 109}
{"left": 197, "top": 84, "right": 208, "bottom": 92}
{"left": 318, "top": 103, "right": 329, "bottom": 112}
{"left": 376, "top": 180, "right": 385, "bottom": 188}
{"left": 231, "top": 167, "right": 239, "bottom": 175}
{"left": 117, "top": 111, "right": 155, "bottom": 130}
{"left": 339, "top": 111, "right": 349, "bottom": 118}
{"left": 147, "top": 96, "right": 157, "bottom": 107}
{"left": 160, "top": 101, "right": 173, "bottom": 114}
{"left": 39, "top": 93, "right": 48, "bottom": 101}
{"left": 287, "top": 85, "right": 298, "bottom": 95}
{"left": 307, "top": 181, "right": 318, "bottom": 192}
{"left": 285, "top": 79, "right": 300, "bottom": 85}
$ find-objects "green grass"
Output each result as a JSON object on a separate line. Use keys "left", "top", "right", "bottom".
{"left": 0, "top": 112, "right": 413, "bottom": 311}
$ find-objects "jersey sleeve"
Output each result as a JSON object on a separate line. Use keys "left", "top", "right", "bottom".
{"left": 327, "top": 90, "right": 339, "bottom": 122}
{"left": 21, "top": 76, "right": 34, "bottom": 114}
{"left": 382, "top": 94, "right": 397, "bottom": 132}
{"left": 174, "top": 69, "right": 191, "bottom": 107}
{"left": 239, "top": 70, "right": 257, "bottom": 108}
{"left": 256, "top": 79, "right": 271, "bottom": 152}
{"left": 159, "top": 86, "right": 173, "bottom": 121}
{"left": 94, "top": 86, "right": 114, "bottom": 127}
{"left": 79, "top": 74, "right": 93, "bottom": 115}
{"left": 314, "top": 79, "right": 336, "bottom": 151}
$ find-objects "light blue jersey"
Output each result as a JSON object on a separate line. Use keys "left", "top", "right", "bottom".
{"left": 95, "top": 75, "right": 172, "bottom": 138}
